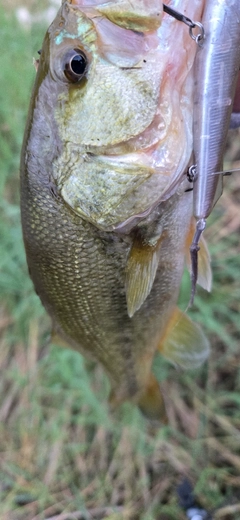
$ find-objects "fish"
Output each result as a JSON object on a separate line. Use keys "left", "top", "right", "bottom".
{"left": 20, "top": 0, "right": 211, "bottom": 421}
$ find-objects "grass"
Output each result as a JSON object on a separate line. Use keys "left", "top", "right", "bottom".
{"left": 1, "top": 2, "right": 240, "bottom": 519}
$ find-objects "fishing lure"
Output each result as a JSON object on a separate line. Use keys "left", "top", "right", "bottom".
{"left": 191, "top": 0, "right": 240, "bottom": 300}
{"left": 164, "top": 0, "right": 240, "bottom": 302}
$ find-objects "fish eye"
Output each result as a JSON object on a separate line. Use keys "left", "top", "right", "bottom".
{"left": 63, "top": 49, "right": 88, "bottom": 83}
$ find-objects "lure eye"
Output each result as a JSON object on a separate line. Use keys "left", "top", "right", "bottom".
{"left": 63, "top": 49, "right": 88, "bottom": 83}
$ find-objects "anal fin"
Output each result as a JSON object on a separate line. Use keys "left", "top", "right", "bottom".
{"left": 126, "top": 234, "right": 164, "bottom": 318}
{"left": 158, "top": 307, "right": 210, "bottom": 369}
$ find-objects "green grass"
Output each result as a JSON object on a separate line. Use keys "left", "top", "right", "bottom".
{"left": 1, "top": 3, "right": 240, "bottom": 520}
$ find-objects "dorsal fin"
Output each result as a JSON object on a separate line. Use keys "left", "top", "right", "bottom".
{"left": 126, "top": 234, "right": 164, "bottom": 318}
{"left": 158, "top": 307, "right": 210, "bottom": 369}
{"left": 186, "top": 218, "right": 212, "bottom": 292}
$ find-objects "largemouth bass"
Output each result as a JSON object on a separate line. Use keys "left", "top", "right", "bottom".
{"left": 20, "top": 0, "right": 211, "bottom": 421}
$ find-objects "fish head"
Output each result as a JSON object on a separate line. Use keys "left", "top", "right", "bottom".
{"left": 30, "top": 0, "right": 198, "bottom": 231}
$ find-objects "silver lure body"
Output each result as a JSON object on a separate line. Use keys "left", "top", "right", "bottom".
{"left": 193, "top": 0, "right": 240, "bottom": 220}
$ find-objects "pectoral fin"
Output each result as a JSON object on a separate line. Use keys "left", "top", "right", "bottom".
{"left": 158, "top": 307, "right": 210, "bottom": 369}
{"left": 126, "top": 235, "right": 163, "bottom": 318}
{"left": 186, "top": 219, "right": 212, "bottom": 292}
{"left": 138, "top": 374, "right": 167, "bottom": 423}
